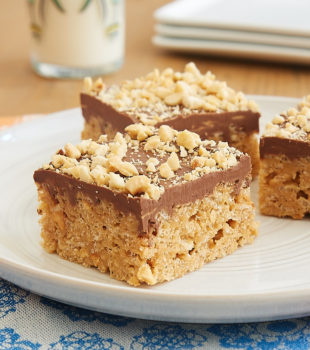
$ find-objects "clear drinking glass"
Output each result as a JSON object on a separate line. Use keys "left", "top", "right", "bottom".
{"left": 27, "top": 0, "right": 124, "bottom": 78}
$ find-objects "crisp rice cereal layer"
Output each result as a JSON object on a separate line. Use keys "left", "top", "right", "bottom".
{"left": 259, "top": 95, "right": 310, "bottom": 219}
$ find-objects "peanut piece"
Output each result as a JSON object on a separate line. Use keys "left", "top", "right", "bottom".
{"left": 94, "top": 144, "right": 109, "bottom": 157}
{"left": 109, "top": 141, "right": 127, "bottom": 158}
{"left": 144, "top": 136, "right": 161, "bottom": 151}
{"left": 64, "top": 164, "right": 92, "bottom": 183}
{"left": 179, "top": 146, "right": 187, "bottom": 157}
{"left": 125, "top": 124, "right": 154, "bottom": 141}
{"left": 146, "top": 158, "right": 159, "bottom": 172}
{"left": 182, "top": 95, "right": 203, "bottom": 109}
{"left": 83, "top": 77, "right": 93, "bottom": 92}
{"left": 107, "top": 156, "right": 138, "bottom": 177}
{"left": 304, "top": 122, "right": 310, "bottom": 132}
{"left": 272, "top": 115, "right": 285, "bottom": 124}
{"left": 77, "top": 140, "right": 92, "bottom": 154}
{"left": 155, "top": 86, "right": 171, "bottom": 99}
{"left": 176, "top": 130, "right": 201, "bottom": 151}
{"left": 158, "top": 125, "right": 175, "bottom": 142}
{"left": 159, "top": 162, "right": 174, "bottom": 179}
{"left": 167, "top": 152, "right": 180, "bottom": 171}
{"left": 94, "top": 77, "right": 104, "bottom": 91}
{"left": 64, "top": 143, "right": 81, "bottom": 159}
{"left": 51, "top": 154, "right": 65, "bottom": 168}
{"left": 91, "top": 165, "right": 109, "bottom": 186}
{"left": 184, "top": 172, "right": 193, "bottom": 181}
{"left": 287, "top": 108, "right": 298, "bottom": 117}
{"left": 125, "top": 175, "right": 150, "bottom": 195}
{"left": 109, "top": 172, "right": 125, "bottom": 190}
{"left": 146, "top": 184, "right": 162, "bottom": 200}
{"left": 98, "top": 135, "right": 108, "bottom": 143}
{"left": 212, "top": 151, "right": 226, "bottom": 168}
{"left": 191, "top": 156, "right": 205, "bottom": 169}
{"left": 146, "top": 162, "right": 156, "bottom": 172}
{"left": 164, "top": 93, "right": 183, "bottom": 106}
{"left": 297, "top": 114, "right": 307, "bottom": 128}
{"left": 184, "top": 62, "right": 201, "bottom": 77}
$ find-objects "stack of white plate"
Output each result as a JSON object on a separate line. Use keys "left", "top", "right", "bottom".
{"left": 153, "top": 0, "right": 310, "bottom": 64}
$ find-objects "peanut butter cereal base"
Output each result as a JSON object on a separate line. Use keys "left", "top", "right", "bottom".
{"left": 259, "top": 154, "right": 310, "bottom": 219}
{"left": 81, "top": 117, "right": 117, "bottom": 140}
{"left": 36, "top": 179, "right": 257, "bottom": 286}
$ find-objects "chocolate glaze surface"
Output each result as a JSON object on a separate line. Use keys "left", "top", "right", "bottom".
{"left": 260, "top": 137, "right": 310, "bottom": 160}
{"left": 34, "top": 155, "right": 251, "bottom": 235}
{"left": 81, "top": 94, "right": 260, "bottom": 141}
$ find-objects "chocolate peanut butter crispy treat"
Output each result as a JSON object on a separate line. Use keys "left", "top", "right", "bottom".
{"left": 259, "top": 96, "right": 310, "bottom": 219}
{"left": 34, "top": 125, "right": 257, "bottom": 286}
{"left": 80, "top": 63, "right": 260, "bottom": 177}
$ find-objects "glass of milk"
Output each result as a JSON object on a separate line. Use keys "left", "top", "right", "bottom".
{"left": 27, "top": 0, "right": 124, "bottom": 78}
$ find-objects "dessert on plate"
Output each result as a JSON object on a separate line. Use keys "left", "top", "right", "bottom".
{"left": 34, "top": 124, "right": 257, "bottom": 286}
{"left": 259, "top": 95, "right": 310, "bottom": 219}
{"left": 80, "top": 63, "right": 261, "bottom": 176}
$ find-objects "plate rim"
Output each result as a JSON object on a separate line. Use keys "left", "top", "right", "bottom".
{"left": 2, "top": 250, "right": 310, "bottom": 299}
{"left": 1, "top": 94, "right": 310, "bottom": 323}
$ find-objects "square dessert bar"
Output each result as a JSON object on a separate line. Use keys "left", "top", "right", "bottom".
{"left": 259, "top": 96, "right": 310, "bottom": 219}
{"left": 80, "top": 63, "right": 261, "bottom": 176}
{"left": 34, "top": 124, "right": 257, "bottom": 286}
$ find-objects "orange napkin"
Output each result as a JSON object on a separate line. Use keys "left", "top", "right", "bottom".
{"left": 0, "top": 114, "right": 45, "bottom": 130}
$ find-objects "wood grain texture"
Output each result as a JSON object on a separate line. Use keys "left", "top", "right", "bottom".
{"left": 1, "top": 0, "right": 310, "bottom": 116}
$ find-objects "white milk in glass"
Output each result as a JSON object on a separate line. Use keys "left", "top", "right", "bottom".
{"left": 28, "top": 0, "right": 124, "bottom": 78}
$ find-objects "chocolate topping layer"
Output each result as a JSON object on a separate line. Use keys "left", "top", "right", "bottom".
{"left": 158, "top": 110, "right": 259, "bottom": 141}
{"left": 34, "top": 155, "right": 251, "bottom": 235}
{"left": 81, "top": 93, "right": 135, "bottom": 132}
{"left": 260, "top": 137, "right": 310, "bottom": 160}
{"left": 81, "top": 94, "right": 260, "bottom": 141}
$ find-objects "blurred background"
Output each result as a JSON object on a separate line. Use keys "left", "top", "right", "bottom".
{"left": 1, "top": 0, "right": 310, "bottom": 116}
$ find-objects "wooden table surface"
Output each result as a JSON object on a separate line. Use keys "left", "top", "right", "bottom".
{"left": 1, "top": 0, "right": 310, "bottom": 117}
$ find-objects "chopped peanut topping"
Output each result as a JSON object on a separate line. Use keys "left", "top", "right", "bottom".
{"left": 44, "top": 123, "right": 243, "bottom": 200}
{"left": 83, "top": 62, "right": 259, "bottom": 126}
{"left": 263, "top": 95, "right": 310, "bottom": 142}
